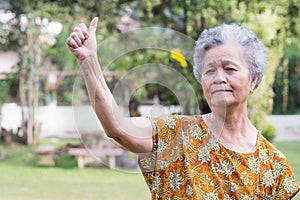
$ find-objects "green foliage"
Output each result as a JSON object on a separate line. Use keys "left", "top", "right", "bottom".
{"left": 262, "top": 121, "right": 276, "bottom": 142}
{"left": 7, "top": 0, "right": 70, "bottom": 19}
{"left": 0, "top": 141, "right": 37, "bottom": 166}
{"left": 273, "top": 40, "right": 300, "bottom": 114}
{"left": 53, "top": 151, "right": 77, "bottom": 169}
{"left": 0, "top": 139, "right": 79, "bottom": 168}
{"left": 2, "top": 0, "right": 300, "bottom": 115}
{"left": 47, "top": 26, "right": 77, "bottom": 71}
{"left": 249, "top": 113, "right": 276, "bottom": 142}
{"left": 0, "top": 80, "right": 9, "bottom": 109}
{"left": 0, "top": 74, "right": 17, "bottom": 120}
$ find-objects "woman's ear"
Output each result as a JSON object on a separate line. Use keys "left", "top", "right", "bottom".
{"left": 250, "top": 73, "right": 259, "bottom": 91}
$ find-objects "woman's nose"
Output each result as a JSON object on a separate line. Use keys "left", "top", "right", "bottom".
{"left": 213, "top": 69, "right": 227, "bottom": 84}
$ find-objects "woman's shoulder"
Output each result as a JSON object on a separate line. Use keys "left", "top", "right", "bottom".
{"left": 258, "top": 134, "right": 288, "bottom": 160}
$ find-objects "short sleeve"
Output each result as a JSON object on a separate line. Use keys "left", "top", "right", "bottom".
{"left": 138, "top": 115, "right": 181, "bottom": 172}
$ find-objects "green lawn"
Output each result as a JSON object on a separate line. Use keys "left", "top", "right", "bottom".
{"left": 0, "top": 141, "right": 299, "bottom": 200}
{"left": 274, "top": 141, "right": 300, "bottom": 200}
{"left": 0, "top": 164, "right": 150, "bottom": 200}
{"left": 275, "top": 142, "right": 300, "bottom": 182}
{"left": 0, "top": 142, "right": 150, "bottom": 200}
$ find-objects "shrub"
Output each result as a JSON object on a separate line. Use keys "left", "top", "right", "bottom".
{"left": 261, "top": 121, "right": 276, "bottom": 142}
{"left": 250, "top": 113, "right": 276, "bottom": 142}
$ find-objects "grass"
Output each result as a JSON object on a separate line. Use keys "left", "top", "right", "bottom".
{"left": 0, "top": 141, "right": 150, "bottom": 200}
{"left": 0, "top": 141, "right": 299, "bottom": 200}
{"left": 274, "top": 141, "right": 300, "bottom": 182}
{"left": 0, "top": 164, "right": 150, "bottom": 200}
{"left": 274, "top": 141, "right": 300, "bottom": 200}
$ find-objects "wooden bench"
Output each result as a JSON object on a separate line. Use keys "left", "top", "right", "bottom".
{"left": 36, "top": 145, "right": 56, "bottom": 166}
{"left": 68, "top": 148, "right": 123, "bottom": 169}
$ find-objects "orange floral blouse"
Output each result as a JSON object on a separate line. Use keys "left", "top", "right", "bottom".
{"left": 139, "top": 115, "right": 299, "bottom": 199}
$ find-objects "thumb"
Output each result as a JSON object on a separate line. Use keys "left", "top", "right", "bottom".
{"left": 89, "top": 17, "right": 98, "bottom": 34}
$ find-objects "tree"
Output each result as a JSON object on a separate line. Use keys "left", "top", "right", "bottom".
{"left": 271, "top": 0, "right": 300, "bottom": 114}
{"left": 273, "top": 40, "right": 300, "bottom": 114}
{"left": 2, "top": 0, "right": 299, "bottom": 142}
{"left": 1, "top": 0, "right": 67, "bottom": 144}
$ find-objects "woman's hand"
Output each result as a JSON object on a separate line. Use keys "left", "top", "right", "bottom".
{"left": 66, "top": 17, "right": 98, "bottom": 64}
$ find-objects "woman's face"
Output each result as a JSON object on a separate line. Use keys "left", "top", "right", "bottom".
{"left": 200, "top": 42, "right": 257, "bottom": 109}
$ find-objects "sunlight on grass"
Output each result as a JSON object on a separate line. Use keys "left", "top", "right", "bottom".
{"left": 0, "top": 164, "right": 150, "bottom": 200}
{"left": 0, "top": 141, "right": 150, "bottom": 200}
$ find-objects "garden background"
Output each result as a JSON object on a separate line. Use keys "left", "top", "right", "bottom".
{"left": 0, "top": 0, "right": 299, "bottom": 199}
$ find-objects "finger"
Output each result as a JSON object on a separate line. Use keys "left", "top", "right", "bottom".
{"left": 89, "top": 17, "right": 98, "bottom": 34}
{"left": 73, "top": 26, "right": 85, "bottom": 41}
{"left": 78, "top": 23, "right": 89, "bottom": 39}
{"left": 70, "top": 31, "right": 83, "bottom": 47}
{"left": 66, "top": 37, "right": 78, "bottom": 49}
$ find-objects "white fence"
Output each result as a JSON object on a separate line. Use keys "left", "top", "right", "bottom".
{"left": 1, "top": 103, "right": 102, "bottom": 138}
{"left": 0, "top": 103, "right": 182, "bottom": 138}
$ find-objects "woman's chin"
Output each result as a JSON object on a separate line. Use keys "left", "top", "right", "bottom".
{"left": 210, "top": 98, "right": 235, "bottom": 109}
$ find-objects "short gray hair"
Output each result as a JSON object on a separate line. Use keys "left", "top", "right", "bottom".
{"left": 193, "top": 23, "right": 267, "bottom": 89}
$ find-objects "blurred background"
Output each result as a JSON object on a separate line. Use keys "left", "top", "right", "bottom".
{"left": 0, "top": 0, "right": 299, "bottom": 199}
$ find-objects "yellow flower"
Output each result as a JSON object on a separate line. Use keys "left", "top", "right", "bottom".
{"left": 170, "top": 49, "right": 188, "bottom": 68}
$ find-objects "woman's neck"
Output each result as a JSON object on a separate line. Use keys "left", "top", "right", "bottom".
{"left": 204, "top": 105, "right": 258, "bottom": 153}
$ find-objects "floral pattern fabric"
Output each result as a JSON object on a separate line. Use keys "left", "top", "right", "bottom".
{"left": 139, "top": 115, "right": 299, "bottom": 199}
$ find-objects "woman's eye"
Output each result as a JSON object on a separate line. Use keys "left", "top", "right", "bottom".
{"left": 224, "top": 64, "right": 237, "bottom": 71}
{"left": 225, "top": 66, "right": 237, "bottom": 71}
{"left": 204, "top": 69, "right": 215, "bottom": 74}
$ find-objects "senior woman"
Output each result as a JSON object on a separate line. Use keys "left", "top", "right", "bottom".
{"left": 66, "top": 17, "right": 299, "bottom": 199}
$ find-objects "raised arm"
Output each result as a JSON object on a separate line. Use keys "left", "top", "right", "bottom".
{"left": 66, "top": 17, "right": 153, "bottom": 153}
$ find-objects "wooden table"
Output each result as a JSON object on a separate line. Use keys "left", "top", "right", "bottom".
{"left": 67, "top": 130, "right": 124, "bottom": 168}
